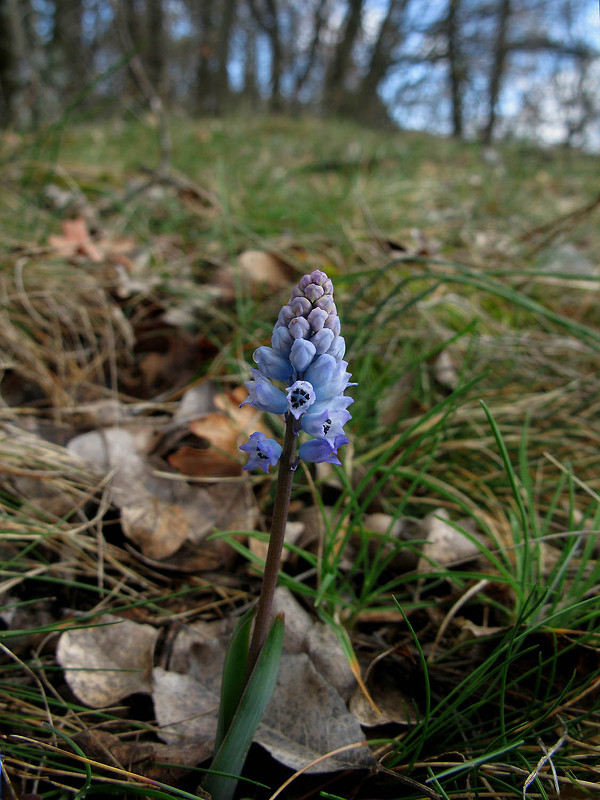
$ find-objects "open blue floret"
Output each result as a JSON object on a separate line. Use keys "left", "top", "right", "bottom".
{"left": 239, "top": 432, "right": 282, "bottom": 474}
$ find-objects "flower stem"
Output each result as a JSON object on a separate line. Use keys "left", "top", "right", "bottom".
{"left": 246, "top": 414, "right": 299, "bottom": 680}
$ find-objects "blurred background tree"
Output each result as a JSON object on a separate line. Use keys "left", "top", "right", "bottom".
{"left": 0, "top": 0, "right": 598, "bottom": 148}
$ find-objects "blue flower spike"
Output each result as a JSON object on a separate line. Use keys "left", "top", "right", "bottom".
{"left": 239, "top": 268, "right": 354, "bottom": 471}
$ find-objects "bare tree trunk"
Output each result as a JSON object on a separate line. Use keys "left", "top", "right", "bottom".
{"left": 145, "top": 0, "right": 165, "bottom": 94}
{"left": 52, "top": 0, "right": 86, "bottom": 97}
{"left": 0, "top": 0, "right": 19, "bottom": 124}
{"left": 0, "top": 0, "right": 40, "bottom": 125}
{"left": 293, "top": 0, "right": 327, "bottom": 101}
{"left": 243, "top": 15, "right": 259, "bottom": 104}
{"left": 354, "top": 0, "right": 408, "bottom": 121}
{"left": 215, "top": 0, "right": 237, "bottom": 113}
{"left": 196, "top": 2, "right": 216, "bottom": 112}
{"left": 482, "top": 0, "right": 511, "bottom": 143}
{"left": 248, "top": 0, "right": 283, "bottom": 111}
{"left": 323, "top": 0, "right": 365, "bottom": 114}
{"left": 447, "top": 0, "right": 464, "bottom": 138}
{"left": 122, "top": 0, "right": 143, "bottom": 96}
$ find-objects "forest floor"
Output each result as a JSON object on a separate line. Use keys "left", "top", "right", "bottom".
{"left": 1, "top": 113, "right": 600, "bottom": 800}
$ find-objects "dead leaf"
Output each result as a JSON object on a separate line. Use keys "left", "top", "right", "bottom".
{"left": 153, "top": 667, "right": 219, "bottom": 746}
{"left": 174, "top": 387, "right": 272, "bottom": 477}
{"left": 417, "top": 509, "right": 483, "bottom": 571}
{"left": 56, "top": 615, "right": 158, "bottom": 707}
{"left": 121, "top": 500, "right": 190, "bottom": 560}
{"left": 67, "top": 426, "right": 256, "bottom": 561}
{"left": 271, "top": 587, "right": 313, "bottom": 653}
{"left": 363, "top": 513, "right": 404, "bottom": 537}
{"left": 48, "top": 218, "right": 103, "bottom": 263}
{"left": 168, "top": 445, "right": 241, "bottom": 478}
{"left": 174, "top": 383, "right": 218, "bottom": 425}
{"left": 193, "top": 387, "right": 271, "bottom": 443}
{"left": 216, "top": 250, "right": 294, "bottom": 300}
{"left": 256, "top": 653, "right": 375, "bottom": 773}
{"left": 150, "top": 591, "right": 370, "bottom": 774}
{"left": 305, "top": 623, "right": 357, "bottom": 702}
{"left": 189, "top": 413, "right": 240, "bottom": 454}
{"left": 238, "top": 250, "right": 292, "bottom": 288}
{"left": 152, "top": 649, "right": 373, "bottom": 773}
{"left": 73, "top": 729, "right": 211, "bottom": 785}
{"left": 349, "top": 676, "right": 416, "bottom": 727}
{"left": 167, "top": 619, "right": 228, "bottom": 690}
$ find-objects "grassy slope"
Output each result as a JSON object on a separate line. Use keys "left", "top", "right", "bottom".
{"left": 1, "top": 113, "right": 600, "bottom": 798}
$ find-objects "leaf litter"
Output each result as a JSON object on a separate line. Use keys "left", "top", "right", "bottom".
{"left": 57, "top": 589, "right": 374, "bottom": 773}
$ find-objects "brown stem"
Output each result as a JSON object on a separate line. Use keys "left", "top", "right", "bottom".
{"left": 245, "top": 414, "right": 299, "bottom": 680}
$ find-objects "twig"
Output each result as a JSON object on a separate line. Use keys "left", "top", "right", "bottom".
{"left": 523, "top": 727, "right": 567, "bottom": 799}
{"left": 519, "top": 192, "right": 600, "bottom": 254}
{"left": 427, "top": 578, "right": 490, "bottom": 663}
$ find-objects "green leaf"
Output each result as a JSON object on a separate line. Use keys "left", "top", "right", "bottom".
{"left": 213, "top": 607, "right": 253, "bottom": 754}
{"left": 203, "top": 614, "right": 284, "bottom": 800}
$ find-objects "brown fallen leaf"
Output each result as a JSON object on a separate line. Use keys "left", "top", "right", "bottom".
{"left": 168, "top": 445, "right": 241, "bottom": 477}
{"left": 67, "top": 425, "right": 256, "bottom": 561}
{"left": 73, "top": 729, "right": 211, "bottom": 786}
{"left": 216, "top": 250, "right": 295, "bottom": 300}
{"left": 48, "top": 217, "right": 103, "bottom": 263}
{"left": 173, "top": 387, "right": 272, "bottom": 477}
{"left": 56, "top": 614, "right": 158, "bottom": 707}
{"left": 349, "top": 675, "right": 416, "bottom": 727}
{"left": 121, "top": 500, "right": 190, "bottom": 560}
{"left": 238, "top": 249, "right": 292, "bottom": 287}
{"left": 192, "top": 387, "right": 271, "bottom": 443}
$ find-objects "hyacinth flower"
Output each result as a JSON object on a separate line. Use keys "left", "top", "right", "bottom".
{"left": 239, "top": 268, "right": 354, "bottom": 672}
{"left": 204, "top": 270, "right": 353, "bottom": 800}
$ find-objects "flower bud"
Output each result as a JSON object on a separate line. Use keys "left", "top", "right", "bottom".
{"left": 315, "top": 296, "right": 335, "bottom": 314}
{"left": 289, "top": 338, "right": 317, "bottom": 373}
{"left": 304, "top": 283, "right": 324, "bottom": 303}
{"left": 289, "top": 316, "right": 311, "bottom": 339}
{"left": 253, "top": 346, "right": 293, "bottom": 381}
{"left": 326, "top": 335, "right": 346, "bottom": 361}
{"left": 324, "top": 314, "right": 341, "bottom": 336}
{"left": 307, "top": 307, "right": 328, "bottom": 331}
{"left": 310, "top": 328, "right": 335, "bottom": 354}
{"left": 277, "top": 304, "right": 295, "bottom": 327}
{"left": 291, "top": 296, "right": 312, "bottom": 317}
{"left": 272, "top": 325, "right": 294, "bottom": 354}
